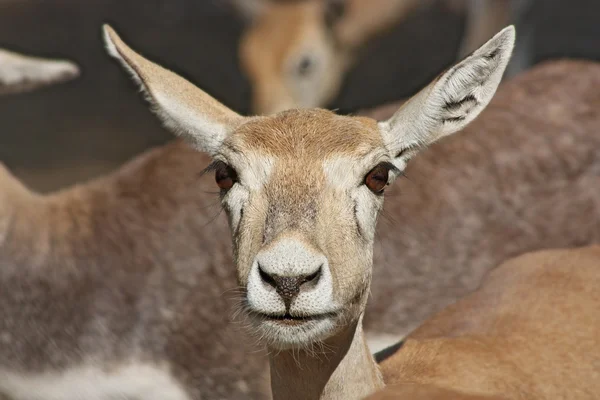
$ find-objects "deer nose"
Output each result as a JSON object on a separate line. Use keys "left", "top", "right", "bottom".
{"left": 258, "top": 264, "right": 322, "bottom": 310}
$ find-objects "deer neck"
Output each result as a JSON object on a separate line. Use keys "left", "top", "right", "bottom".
{"left": 269, "top": 316, "right": 384, "bottom": 400}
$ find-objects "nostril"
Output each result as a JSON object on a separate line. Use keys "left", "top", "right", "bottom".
{"left": 258, "top": 264, "right": 277, "bottom": 288}
{"left": 301, "top": 265, "right": 322, "bottom": 288}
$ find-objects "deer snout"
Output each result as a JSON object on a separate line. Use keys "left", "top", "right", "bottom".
{"left": 247, "top": 237, "right": 334, "bottom": 316}
{"left": 257, "top": 264, "right": 322, "bottom": 309}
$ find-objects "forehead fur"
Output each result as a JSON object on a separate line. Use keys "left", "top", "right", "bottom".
{"left": 229, "top": 109, "right": 382, "bottom": 158}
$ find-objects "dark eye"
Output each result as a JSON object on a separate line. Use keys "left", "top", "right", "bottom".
{"left": 215, "top": 163, "right": 238, "bottom": 191}
{"left": 364, "top": 164, "right": 390, "bottom": 194}
{"left": 296, "top": 56, "right": 314, "bottom": 77}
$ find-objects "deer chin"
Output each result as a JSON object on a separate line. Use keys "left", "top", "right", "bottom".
{"left": 244, "top": 308, "right": 340, "bottom": 349}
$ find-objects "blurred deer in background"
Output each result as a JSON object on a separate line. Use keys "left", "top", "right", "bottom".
{"left": 234, "top": 0, "right": 533, "bottom": 115}
{"left": 0, "top": 48, "right": 79, "bottom": 95}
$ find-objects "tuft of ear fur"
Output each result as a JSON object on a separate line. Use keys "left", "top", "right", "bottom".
{"left": 102, "top": 24, "right": 244, "bottom": 155}
{"left": 379, "top": 26, "right": 515, "bottom": 169}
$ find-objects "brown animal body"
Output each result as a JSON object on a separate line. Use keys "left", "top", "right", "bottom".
{"left": 368, "top": 245, "right": 600, "bottom": 399}
{"left": 1, "top": 36, "right": 599, "bottom": 400}
{"left": 0, "top": 143, "right": 270, "bottom": 399}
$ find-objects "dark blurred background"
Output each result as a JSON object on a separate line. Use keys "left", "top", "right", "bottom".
{"left": 1, "top": 0, "right": 599, "bottom": 192}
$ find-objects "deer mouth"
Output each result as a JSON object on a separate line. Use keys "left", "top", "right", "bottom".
{"left": 271, "top": 314, "right": 310, "bottom": 326}
{"left": 250, "top": 310, "right": 337, "bottom": 326}
{"left": 268, "top": 313, "right": 332, "bottom": 325}
{"left": 243, "top": 308, "right": 340, "bottom": 347}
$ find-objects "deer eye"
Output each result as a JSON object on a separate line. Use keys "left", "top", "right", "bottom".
{"left": 364, "top": 163, "right": 391, "bottom": 194}
{"left": 215, "top": 162, "right": 238, "bottom": 191}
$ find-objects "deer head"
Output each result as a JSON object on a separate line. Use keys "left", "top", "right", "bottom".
{"left": 103, "top": 24, "right": 514, "bottom": 351}
{"left": 237, "top": 0, "right": 350, "bottom": 115}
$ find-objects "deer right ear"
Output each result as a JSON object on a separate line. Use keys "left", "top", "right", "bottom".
{"left": 102, "top": 25, "right": 244, "bottom": 155}
{"left": 379, "top": 26, "right": 515, "bottom": 170}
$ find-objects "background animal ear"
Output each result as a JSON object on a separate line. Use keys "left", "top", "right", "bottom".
{"left": 0, "top": 48, "right": 80, "bottom": 96}
{"left": 379, "top": 25, "right": 515, "bottom": 170}
{"left": 324, "top": 0, "right": 347, "bottom": 30}
{"left": 230, "top": 0, "right": 269, "bottom": 23}
{"left": 102, "top": 25, "right": 244, "bottom": 155}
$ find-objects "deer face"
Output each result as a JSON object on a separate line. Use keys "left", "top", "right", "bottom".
{"left": 215, "top": 110, "right": 392, "bottom": 348}
{"left": 103, "top": 24, "right": 514, "bottom": 349}
{"left": 239, "top": 0, "right": 350, "bottom": 115}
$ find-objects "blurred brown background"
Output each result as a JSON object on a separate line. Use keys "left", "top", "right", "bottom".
{"left": 1, "top": 0, "right": 599, "bottom": 192}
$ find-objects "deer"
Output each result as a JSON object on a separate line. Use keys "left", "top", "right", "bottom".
{"left": 100, "top": 21, "right": 523, "bottom": 399}
{"left": 0, "top": 48, "right": 79, "bottom": 96}
{"left": 366, "top": 245, "right": 600, "bottom": 400}
{"left": 235, "top": 0, "right": 531, "bottom": 115}
{"left": 2, "top": 22, "right": 600, "bottom": 400}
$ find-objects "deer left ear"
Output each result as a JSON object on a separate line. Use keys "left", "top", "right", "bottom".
{"left": 102, "top": 24, "right": 245, "bottom": 155}
{"left": 379, "top": 26, "right": 515, "bottom": 170}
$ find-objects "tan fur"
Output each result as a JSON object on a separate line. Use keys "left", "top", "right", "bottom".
{"left": 368, "top": 384, "right": 506, "bottom": 400}
{"left": 367, "top": 245, "right": 600, "bottom": 399}
{"left": 233, "top": 110, "right": 381, "bottom": 156}
{"left": 239, "top": 0, "right": 351, "bottom": 114}
{"left": 239, "top": 1, "right": 322, "bottom": 75}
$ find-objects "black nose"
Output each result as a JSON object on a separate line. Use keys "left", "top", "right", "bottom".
{"left": 258, "top": 265, "right": 322, "bottom": 310}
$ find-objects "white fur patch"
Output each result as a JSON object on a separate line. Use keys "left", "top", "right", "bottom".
{"left": 221, "top": 152, "right": 274, "bottom": 231}
{"left": 247, "top": 237, "right": 335, "bottom": 316}
{"left": 323, "top": 153, "right": 393, "bottom": 189}
{"left": 226, "top": 151, "right": 275, "bottom": 191}
{"left": 223, "top": 184, "right": 250, "bottom": 233}
{"left": 323, "top": 155, "right": 390, "bottom": 241}
{"left": 0, "top": 363, "right": 191, "bottom": 400}
{"left": 365, "top": 332, "right": 406, "bottom": 355}
{"left": 0, "top": 49, "right": 79, "bottom": 87}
